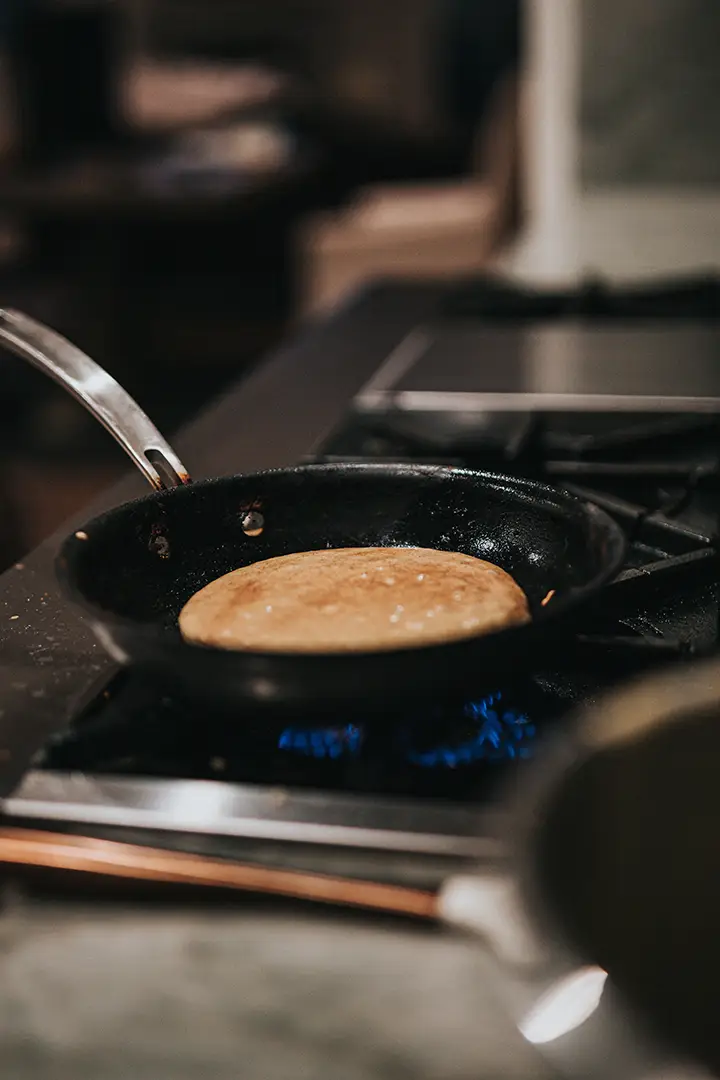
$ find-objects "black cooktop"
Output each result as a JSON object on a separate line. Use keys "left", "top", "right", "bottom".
{"left": 25, "top": 275, "right": 720, "bottom": 814}
{"left": 36, "top": 427, "right": 720, "bottom": 806}
{"left": 40, "top": 671, "right": 560, "bottom": 804}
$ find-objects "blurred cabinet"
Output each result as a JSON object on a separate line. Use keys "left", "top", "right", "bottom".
{"left": 297, "top": 74, "right": 519, "bottom": 315}
{"left": 139, "top": 0, "right": 446, "bottom": 142}
{"left": 298, "top": 182, "right": 499, "bottom": 316}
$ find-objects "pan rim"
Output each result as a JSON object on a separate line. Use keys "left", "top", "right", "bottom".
{"left": 56, "top": 462, "right": 627, "bottom": 662}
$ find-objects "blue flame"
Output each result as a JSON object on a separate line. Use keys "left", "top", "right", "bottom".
{"left": 407, "top": 693, "right": 536, "bottom": 768}
{"left": 278, "top": 723, "right": 364, "bottom": 759}
{"left": 276, "top": 692, "right": 535, "bottom": 767}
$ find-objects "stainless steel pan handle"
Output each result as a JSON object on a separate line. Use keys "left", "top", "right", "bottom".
{"left": 0, "top": 308, "right": 191, "bottom": 491}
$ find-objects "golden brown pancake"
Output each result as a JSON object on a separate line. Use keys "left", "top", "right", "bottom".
{"left": 178, "top": 547, "right": 530, "bottom": 654}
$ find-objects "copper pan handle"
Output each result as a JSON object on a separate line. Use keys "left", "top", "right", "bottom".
{"left": 0, "top": 308, "right": 191, "bottom": 491}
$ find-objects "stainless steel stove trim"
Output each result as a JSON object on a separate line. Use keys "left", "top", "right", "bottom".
{"left": 2, "top": 770, "right": 503, "bottom": 859}
{"left": 355, "top": 322, "right": 720, "bottom": 415}
{"left": 357, "top": 389, "right": 720, "bottom": 414}
{"left": 352, "top": 326, "right": 434, "bottom": 401}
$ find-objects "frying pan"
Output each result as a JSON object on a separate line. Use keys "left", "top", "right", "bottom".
{"left": 0, "top": 309, "right": 625, "bottom": 715}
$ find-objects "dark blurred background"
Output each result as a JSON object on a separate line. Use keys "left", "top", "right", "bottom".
{"left": 0, "top": 0, "right": 522, "bottom": 568}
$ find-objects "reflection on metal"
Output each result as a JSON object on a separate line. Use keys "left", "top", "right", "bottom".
{"left": 90, "top": 623, "right": 130, "bottom": 665}
{"left": 439, "top": 873, "right": 549, "bottom": 968}
{"left": 520, "top": 967, "right": 608, "bottom": 1045}
{"left": 241, "top": 510, "right": 265, "bottom": 537}
{"left": 3, "top": 770, "right": 503, "bottom": 858}
{"left": 355, "top": 324, "right": 720, "bottom": 414}
{"left": 0, "top": 308, "right": 191, "bottom": 490}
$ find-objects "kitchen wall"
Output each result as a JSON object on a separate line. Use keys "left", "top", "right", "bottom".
{"left": 580, "top": 0, "right": 720, "bottom": 187}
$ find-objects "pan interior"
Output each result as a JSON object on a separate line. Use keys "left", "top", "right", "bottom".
{"left": 62, "top": 467, "right": 620, "bottom": 634}
{"left": 537, "top": 705, "right": 720, "bottom": 1073}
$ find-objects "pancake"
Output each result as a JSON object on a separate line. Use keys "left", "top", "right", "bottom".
{"left": 178, "top": 546, "right": 530, "bottom": 654}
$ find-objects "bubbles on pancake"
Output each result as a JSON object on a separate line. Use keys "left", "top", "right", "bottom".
{"left": 389, "top": 604, "right": 405, "bottom": 625}
{"left": 178, "top": 547, "right": 530, "bottom": 653}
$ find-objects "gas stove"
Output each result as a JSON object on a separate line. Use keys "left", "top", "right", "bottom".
{"left": 4, "top": 275, "right": 720, "bottom": 881}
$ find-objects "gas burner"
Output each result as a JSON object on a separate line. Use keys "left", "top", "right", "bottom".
{"left": 404, "top": 693, "right": 536, "bottom": 768}
{"left": 319, "top": 408, "right": 720, "bottom": 556}
{"left": 275, "top": 692, "right": 536, "bottom": 770}
{"left": 39, "top": 673, "right": 567, "bottom": 804}
{"left": 278, "top": 722, "right": 365, "bottom": 760}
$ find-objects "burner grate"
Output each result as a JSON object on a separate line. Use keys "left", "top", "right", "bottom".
{"left": 38, "top": 673, "right": 563, "bottom": 803}
{"left": 314, "top": 402, "right": 720, "bottom": 666}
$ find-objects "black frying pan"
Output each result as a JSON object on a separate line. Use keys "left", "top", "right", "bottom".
{"left": 0, "top": 309, "right": 626, "bottom": 716}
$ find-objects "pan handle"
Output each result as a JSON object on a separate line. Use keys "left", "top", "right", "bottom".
{"left": 439, "top": 871, "right": 680, "bottom": 1079}
{"left": 0, "top": 308, "right": 191, "bottom": 491}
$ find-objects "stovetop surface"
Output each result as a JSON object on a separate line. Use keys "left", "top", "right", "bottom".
{"left": 35, "top": 409, "right": 720, "bottom": 809}
{"left": 39, "top": 669, "right": 569, "bottom": 805}
{"left": 2, "top": 278, "right": 720, "bottom": 1080}
{"left": 14, "top": 274, "right": 720, "bottom": 835}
